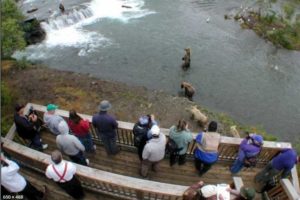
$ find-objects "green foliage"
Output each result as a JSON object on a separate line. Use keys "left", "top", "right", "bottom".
{"left": 1, "top": 115, "right": 13, "bottom": 137}
{"left": 1, "top": 0, "right": 26, "bottom": 58}
{"left": 1, "top": 0, "right": 24, "bottom": 21}
{"left": 283, "top": 3, "right": 295, "bottom": 20}
{"left": 1, "top": 81, "right": 12, "bottom": 106}
{"left": 16, "top": 56, "right": 31, "bottom": 69}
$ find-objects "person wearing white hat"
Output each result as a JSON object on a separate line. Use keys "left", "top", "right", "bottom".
{"left": 140, "top": 125, "right": 166, "bottom": 177}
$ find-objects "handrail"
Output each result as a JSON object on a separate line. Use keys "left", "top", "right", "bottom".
{"left": 2, "top": 137, "right": 187, "bottom": 200}
{"left": 281, "top": 179, "right": 300, "bottom": 200}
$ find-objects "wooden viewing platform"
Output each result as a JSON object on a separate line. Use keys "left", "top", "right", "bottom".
{"left": 2, "top": 103, "right": 300, "bottom": 200}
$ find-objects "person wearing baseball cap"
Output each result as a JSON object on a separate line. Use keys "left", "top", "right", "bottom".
{"left": 140, "top": 125, "right": 166, "bottom": 177}
{"left": 43, "top": 103, "right": 65, "bottom": 135}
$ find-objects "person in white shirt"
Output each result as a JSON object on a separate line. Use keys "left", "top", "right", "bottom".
{"left": 1, "top": 154, "right": 46, "bottom": 200}
{"left": 45, "top": 150, "right": 84, "bottom": 199}
{"left": 140, "top": 125, "right": 166, "bottom": 177}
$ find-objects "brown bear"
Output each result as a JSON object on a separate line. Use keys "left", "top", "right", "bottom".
{"left": 181, "top": 48, "right": 191, "bottom": 70}
{"left": 59, "top": 3, "right": 65, "bottom": 13}
{"left": 186, "top": 105, "right": 208, "bottom": 128}
{"left": 181, "top": 81, "right": 195, "bottom": 101}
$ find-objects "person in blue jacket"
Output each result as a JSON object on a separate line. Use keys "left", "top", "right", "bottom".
{"left": 230, "top": 133, "right": 263, "bottom": 174}
{"left": 255, "top": 148, "right": 299, "bottom": 192}
{"left": 194, "top": 121, "right": 219, "bottom": 176}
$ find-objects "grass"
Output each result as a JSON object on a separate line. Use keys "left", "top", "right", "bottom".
{"left": 199, "top": 106, "right": 277, "bottom": 141}
{"left": 236, "top": 12, "right": 300, "bottom": 50}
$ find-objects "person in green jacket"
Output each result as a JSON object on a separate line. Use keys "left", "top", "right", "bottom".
{"left": 169, "top": 119, "right": 193, "bottom": 166}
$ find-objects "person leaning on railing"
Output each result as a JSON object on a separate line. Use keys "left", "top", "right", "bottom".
{"left": 140, "top": 125, "right": 166, "bottom": 178}
{"left": 14, "top": 104, "right": 48, "bottom": 150}
{"left": 254, "top": 148, "right": 299, "bottom": 193}
{"left": 92, "top": 100, "right": 120, "bottom": 156}
{"left": 193, "top": 121, "right": 220, "bottom": 177}
{"left": 45, "top": 150, "right": 84, "bottom": 200}
{"left": 68, "top": 110, "right": 96, "bottom": 153}
{"left": 169, "top": 119, "right": 193, "bottom": 166}
{"left": 230, "top": 133, "right": 263, "bottom": 174}
{"left": 43, "top": 104, "right": 65, "bottom": 136}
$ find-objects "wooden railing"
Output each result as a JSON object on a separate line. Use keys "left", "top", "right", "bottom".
{"left": 27, "top": 103, "right": 292, "bottom": 164}
{"left": 5, "top": 103, "right": 300, "bottom": 199}
{"left": 267, "top": 179, "right": 300, "bottom": 200}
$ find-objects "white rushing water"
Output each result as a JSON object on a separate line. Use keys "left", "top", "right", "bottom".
{"left": 14, "top": 0, "right": 155, "bottom": 58}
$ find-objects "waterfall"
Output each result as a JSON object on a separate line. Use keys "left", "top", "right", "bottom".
{"left": 42, "top": 5, "right": 93, "bottom": 30}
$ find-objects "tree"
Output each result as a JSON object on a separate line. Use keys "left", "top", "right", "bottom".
{"left": 1, "top": 0, "right": 26, "bottom": 59}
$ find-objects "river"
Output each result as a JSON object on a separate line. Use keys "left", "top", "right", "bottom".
{"left": 15, "top": 0, "right": 300, "bottom": 142}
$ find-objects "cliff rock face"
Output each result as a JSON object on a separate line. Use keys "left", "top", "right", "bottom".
{"left": 22, "top": 18, "right": 46, "bottom": 44}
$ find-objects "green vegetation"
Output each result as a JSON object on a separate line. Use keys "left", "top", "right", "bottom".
{"left": 1, "top": 81, "right": 14, "bottom": 136}
{"left": 283, "top": 3, "right": 295, "bottom": 19}
{"left": 1, "top": 0, "right": 26, "bottom": 58}
{"left": 234, "top": 0, "right": 300, "bottom": 50}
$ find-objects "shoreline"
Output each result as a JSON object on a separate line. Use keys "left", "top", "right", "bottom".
{"left": 1, "top": 60, "right": 276, "bottom": 141}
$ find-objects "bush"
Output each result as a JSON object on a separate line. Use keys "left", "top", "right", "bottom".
{"left": 1, "top": 0, "right": 26, "bottom": 59}
{"left": 1, "top": 81, "right": 12, "bottom": 106}
{"left": 16, "top": 56, "right": 31, "bottom": 69}
{"left": 283, "top": 3, "right": 295, "bottom": 20}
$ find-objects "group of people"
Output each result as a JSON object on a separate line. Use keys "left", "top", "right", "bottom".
{"left": 10, "top": 100, "right": 300, "bottom": 200}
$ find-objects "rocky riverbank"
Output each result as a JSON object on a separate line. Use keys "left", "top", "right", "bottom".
{"left": 1, "top": 60, "right": 275, "bottom": 140}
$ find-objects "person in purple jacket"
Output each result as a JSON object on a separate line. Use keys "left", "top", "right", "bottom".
{"left": 255, "top": 148, "right": 299, "bottom": 192}
{"left": 230, "top": 133, "right": 263, "bottom": 174}
{"left": 92, "top": 100, "right": 120, "bottom": 155}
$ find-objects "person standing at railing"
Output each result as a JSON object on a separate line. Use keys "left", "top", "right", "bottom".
{"left": 56, "top": 121, "right": 89, "bottom": 166}
{"left": 14, "top": 104, "right": 48, "bottom": 150}
{"left": 141, "top": 125, "right": 166, "bottom": 178}
{"left": 254, "top": 148, "right": 299, "bottom": 192}
{"left": 230, "top": 133, "right": 263, "bottom": 174}
{"left": 92, "top": 100, "right": 120, "bottom": 156}
{"left": 68, "top": 110, "right": 96, "bottom": 153}
{"left": 45, "top": 150, "right": 84, "bottom": 199}
{"left": 1, "top": 154, "right": 47, "bottom": 200}
{"left": 133, "top": 114, "right": 157, "bottom": 161}
{"left": 43, "top": 104, "right": 65, "bottom": 135}
{"left": 194, "top": 121, "right": 220, "bottom": 177}
{"left": 169, "top": 119, "right": 193, "bottom": 166}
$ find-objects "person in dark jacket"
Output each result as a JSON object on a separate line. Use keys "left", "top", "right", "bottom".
{"left": 92, "top": 100, "right": 119, "bottom": 155}
{"left": 14, "top": 104, "right": 48, "bottom": 150}
{"left": 254, "top": 148, "right": 299, "bottom": 192}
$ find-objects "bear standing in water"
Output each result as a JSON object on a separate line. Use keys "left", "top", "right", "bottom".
{"left": 181, "top": 81, "right": 195, "bottom": 101}
{"left": 181, "top": 48, "right": 191, "bottom": 70}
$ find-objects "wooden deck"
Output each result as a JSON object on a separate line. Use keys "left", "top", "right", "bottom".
{"left": 40, "top": 130, "right": 260, "bottom": 188}
{"left": 3, "top": 103, "right": 299, "bottom": 200}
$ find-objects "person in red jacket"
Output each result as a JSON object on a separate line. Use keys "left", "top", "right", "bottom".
{"left": 67, "top": 110, "right": 96, "bottom": 153}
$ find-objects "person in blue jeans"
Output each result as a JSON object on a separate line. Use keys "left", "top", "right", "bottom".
{"left": 92, "top": 100, "right": 120, "bottom": 155}
{"left": 230, "top": 133, "right": 263, "bottom": 174}
{"left": 194, "top": 121, "right": 219, "bottom": 176}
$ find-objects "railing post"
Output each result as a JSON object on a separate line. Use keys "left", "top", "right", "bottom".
{"left": 136, "top": 190, "right": 144, "bottom": 200}
{"left": 280, "top": 179, "right": 300, "bottom": 200}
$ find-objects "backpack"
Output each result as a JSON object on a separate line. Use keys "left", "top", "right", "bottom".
{"left": 166, "top": 138, "right": 182, "bottom": 155}
{"left": 197, "top": 132, "right": 220, "bottom": 153}
{"left": 132, "top": 123, "right": 148, "bottom": 147}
